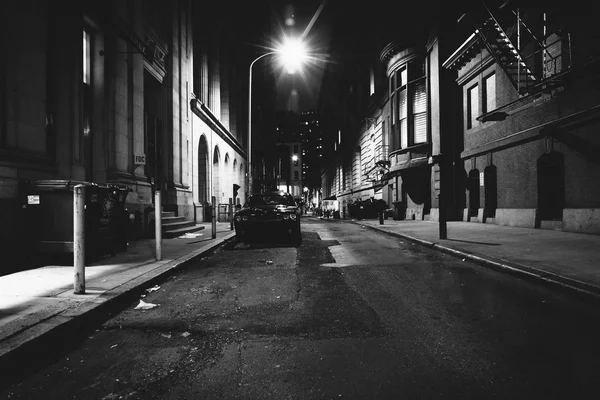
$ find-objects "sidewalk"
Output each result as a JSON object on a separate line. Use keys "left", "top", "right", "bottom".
{"left": 0, "top": 221, "right": 235, "bottom": 375}
{"left": 346, "top": 217, "right": 600, "bottom": 297}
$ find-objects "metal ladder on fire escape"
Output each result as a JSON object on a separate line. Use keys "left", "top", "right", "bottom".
{"left": 475, "top": 6, "right": 539, "bottom": 95}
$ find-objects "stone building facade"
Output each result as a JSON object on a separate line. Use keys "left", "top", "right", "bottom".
{"left": 0, "top": 0, "right": 258, "bottom": 274}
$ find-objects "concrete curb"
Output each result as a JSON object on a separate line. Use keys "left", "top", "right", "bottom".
{"left": 0, "top": 232, "right": 236, "bottom": 389}
{"left": 352, "top": 221, "right": 600, "bottom": 300}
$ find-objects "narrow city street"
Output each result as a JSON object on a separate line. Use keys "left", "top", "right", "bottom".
{"left": 3, "top": 217, "right": 600, "bottom": 399}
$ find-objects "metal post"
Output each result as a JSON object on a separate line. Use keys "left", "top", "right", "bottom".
{"left": 248, "top": 64, "right": 253, "bottom": 199}
{"left": 248, "top": 52, "right": 276, "bottom": 201}
{"left": 155, "top": 190, "right": 162, "bottom": 261}
{"left": 229, "top": 197, "right": 233, "bottom": 230}
{"left": 439, "top": 194, "right": 448, "bottom": 240}
{"left": 73, "top": 185, "right": 86, "bottom": 294}
{"left": 438, "top": 165, "right": 447, "bottom": 240}
{"left": 212, "top": 196, "right": 217, "bottom": 239}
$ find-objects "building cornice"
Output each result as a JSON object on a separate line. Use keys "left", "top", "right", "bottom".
{"left": 190, "top": 98, "right": 246, "bottom": 159}
{"left": 456, "top": 54, "right": 494, "bottom": 86}
{"left": 442, "top": 31, "right": 482, "bottom": 71}
{"left": 381, "top": 42, "right": 423, "bottom": 77}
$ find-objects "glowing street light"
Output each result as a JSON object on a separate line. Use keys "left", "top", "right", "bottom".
{"left": 278, "top": 37, "right": 308, "bottom": 74}
{"left": 247, "top": 38, "right": 308, "bottom": 199}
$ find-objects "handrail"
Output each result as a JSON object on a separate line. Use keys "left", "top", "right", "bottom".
{"left": 511, "top": 10, "right": 555, "bottom": 61}
{"left": 481, "top": 2, "right": 520, "bottom": 59}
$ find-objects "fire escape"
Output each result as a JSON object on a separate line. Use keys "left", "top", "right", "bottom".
{"left": 472, "top": 1, "right": 571, "bottom": 96}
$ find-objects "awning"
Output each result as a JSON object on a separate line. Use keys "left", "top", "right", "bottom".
{"left": 323, "top": 195, "right": 337, "bottom": 201}
{"left": 382, "top": 157, "right": 429, "bottom": 180}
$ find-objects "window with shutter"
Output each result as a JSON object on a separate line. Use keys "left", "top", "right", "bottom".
{"left": 413, "top": 80, "right": 427, "bottom": 144}
{"left": 399, "top": 88, "right": 407, "bottom": 148}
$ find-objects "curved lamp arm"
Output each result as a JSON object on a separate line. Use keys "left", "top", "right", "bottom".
{"left": 247, "top": 51, "right": 277, "bottom": 199}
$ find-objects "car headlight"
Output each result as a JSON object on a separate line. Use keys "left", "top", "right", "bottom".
{"left": 282, "top": 214, "right": 290, "bottom": 220}
{"left": 235, "top": 215, "right": 242, "bottom": 222}
{"left": 289, "top": 213, "right": 297, "bottom": 221}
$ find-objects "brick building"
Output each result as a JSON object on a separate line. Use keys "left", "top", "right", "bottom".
{"left": 443, "top": 1, "right": 600, "bottom": 234}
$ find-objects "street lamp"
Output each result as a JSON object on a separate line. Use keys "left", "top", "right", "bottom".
{"left": 247, "top": 37, "right": 308, "bottom": 199}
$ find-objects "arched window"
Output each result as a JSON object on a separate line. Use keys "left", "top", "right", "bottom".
{"left": 213, "top": 146, "right": 221, "bottom": 204}
{"left": 198, "top": 135, "right": 209, "bottom": 204}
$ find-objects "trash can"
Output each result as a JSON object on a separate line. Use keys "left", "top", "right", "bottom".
{"left": 101, "top": 184, "right": 132, "bottom": 253}
{"left": 392, "top": 201, "right": 406, "bottom": 220}
{"left": 204, "top": 201, "right": 213, "bottom": 221}
{"left": 218, "top": 204, "right": 229, "bottom": 222}
{"left": 23, "top": 180, "right": 130, "bottom": 261}
{"left": 24, "top": 180, "right": 99, "bottom": 260}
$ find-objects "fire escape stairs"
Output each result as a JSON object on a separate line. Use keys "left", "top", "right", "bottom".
{"left": 477, "top": 18, "right": 539, "bottom": 95}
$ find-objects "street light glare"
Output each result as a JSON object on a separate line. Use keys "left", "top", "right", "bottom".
{"left": 278, "top": 37, "right": 308, "bottom": 74}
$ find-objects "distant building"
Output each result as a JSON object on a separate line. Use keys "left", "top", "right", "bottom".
{"left": 275, "top": 111, "right": 303, "bottom": 198}
{"left": 300, "top": 110, "right": 322, "bottom": 205}
{"left": 317, "top": 1, "right": 465, "bottom": 221}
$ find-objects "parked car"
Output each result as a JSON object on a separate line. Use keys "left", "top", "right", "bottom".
{"left": 234, "top": 191, "right": 301, "bottom": 244}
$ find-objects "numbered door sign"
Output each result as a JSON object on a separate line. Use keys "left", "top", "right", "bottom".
{"left": 27, "top": 195, "right": 40, "bottom": 205}
{"left": 135, "top": 153, "right": 146, "bottom": 165}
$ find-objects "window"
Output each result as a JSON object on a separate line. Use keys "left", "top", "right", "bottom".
{"left": 294, "top": 171, "right": 299, "bottom": 179}
{"left": 484, "top": 74, "right": 496, "bottom": 113}
{"left": 413, "top": 81, "right": 427, "bottom": 143}
{"left": 467, "top": 84, "right": 479, "bottom": 129}
{"left": 398, "top": 88, "right": 407, "bottom": 148}
{"left": 369, "top": 67, "right": 375, "bottom": 95}
{"left": 390, "top": 59, "right": 426, "bottom": 150}
{"left": 80, "top": 28, "right": 93, "bottom": 171}
{"left": 83, "top": 30, "right": 91, "bottom": 85}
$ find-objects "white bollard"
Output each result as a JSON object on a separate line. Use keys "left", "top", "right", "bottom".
{"left": 73, "top": 185, "right": 86, "bottom": 294}
{"left": 229, "top": 198, "right": 233, "bottom": 231}
{"left": 155, "top": 190, "right": 162, "bottom": 261}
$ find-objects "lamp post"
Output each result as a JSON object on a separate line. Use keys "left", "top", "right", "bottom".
{"left": 247, "top": 38, "right": 308, "bottom": 200}
{"left": 248, "top": 51, "right": 276, "bottom": 199}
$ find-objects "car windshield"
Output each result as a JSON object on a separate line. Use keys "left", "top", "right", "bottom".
{"left": 248, "top": 194, "right": 295, "bottom": 206}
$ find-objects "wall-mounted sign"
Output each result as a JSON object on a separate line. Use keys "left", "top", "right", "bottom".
{"left": 27, "top": 195, "right": 40, "bottom": 205}
{"left": 480, "top": 171, "right": 485, "bottom": 186}
{"left": 135, "top": 153, "right": 146, "bottom": 165}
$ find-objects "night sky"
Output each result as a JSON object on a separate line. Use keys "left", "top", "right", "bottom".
{"left": 229, "top": 0, "right": 513, "bottom": 113}
{"left": 267, "top": 0, "right": 451, "bottom": 113}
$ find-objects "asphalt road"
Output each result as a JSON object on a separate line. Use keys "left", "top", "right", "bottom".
{"left": 3, "top": 217, "right": 600, "bottom": 399}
